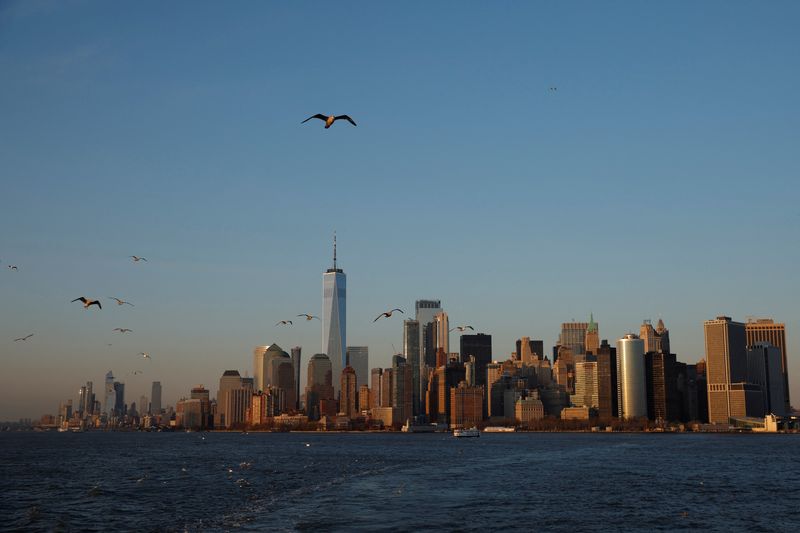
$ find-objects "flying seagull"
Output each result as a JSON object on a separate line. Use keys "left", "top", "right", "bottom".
{"left": 130, "top": 256, "right": 148, "bottom": 262}
{"left": 301, "top": 114, "right": 357, "bottom": 129}
{"left": 113, "top": 328, "right": 133, "bottom": 333}
{"left": 373, "top": 308, "right": 404, "bottom": 322}
{"left": 8, "top": 265, "right": 18, "bottom": 271}
{"left": 109, "top": 297, "right": 134, "bottom": 307}
{"left": 549, "top": 86, "right": 558, "bottom": 92}
{"left": 297, "top": 314, "right": 320, "bottom": 321}
{"left": 276, "top": 320, "right": 293, "bottom": 326}
{"left": 449, "top": 325, "right": 475, "bottom": 333}
{"left": 131, "top": 370, "right": 143, "bottom": 375}
{"left": 140, "top": 352, "right": 151, "bottom": 360}
{"left": 14, "top": 334, "right": 34, "bottom": 342}
{"left": 72, "top": 297, "right": 102, "bottom": 309}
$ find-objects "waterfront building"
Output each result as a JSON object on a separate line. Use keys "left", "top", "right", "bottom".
{"left": 254, "top": 344, "right": 296, "bottom": 412}
{"left": 370, "top": 368, "right": 383, "bottom": 409}
{"left": 416, "top": 299, "right": 442, "bottom": 368}
{"left": 745, "top": 318, "right": 790, "bottom": 414}
{"left": 216, "top": 370, "right": 243, "bottom": 427}
{"left": 437, "top": 361, "right": 466, "bottom": 425}
{"left": 573, "top": 361, "right": 598, "bottom": 408}
{"left": 371, "top": 406, "right": 397, "bottom": 428}
{"left": 323, "top": 235, "right": 346, "bottom": 394}
{"left": 380, "top": 368, "right": 394, "bottom": 408}
{"left": 113, "top": 381, "right": 125, "bottom": 417}
{"left": 585, "top": 314, "right": 599, "bottom": 355}
{"left": 616, "top": 334, "right": 647, "bottom": 419}
{"left": 291, "top": 347, "right": 302, "bottom": 410}
{"left": 340, "top": 366, "right": 358, "bottom": 418}
{"left": 596, "top": 340, "right": 618, "bottom": 419}
{"left": 190, "top": 385, "right": 211, "bottom": 429}
{"left": 358, "top": 384, "right": 371, "bottom": 413}
{"left": 77, "top": 386, "right": 87, "bottom": 417}
{"left": 103, "top": 371, "right": 115, "bottom": 415}
{"left": 224, "top": 386, "right": 253, "bottom": 428}
{"left": 746, "top": 342, "right": 787, "bottom": 416}
{"left": 151, "top": 381, "right": 162, "bottom": 414}
{"left": 346, "top": 346, "right": 369, "bottom": 393}
{"left": 305, "top": 353, "right": 334, "bottom": 420}
{"left": 450, "top": 382, "right": 483, "bottom": 429}
{"left": 139, "top": 395, "right": 148, "bottom": 416}
{"left": 85, "top": 381, "right": 94, "bottom": 416}
{"left": 515, "top": 396, "right": 545, "bottom": 425}
{"left": 645, "top": 351, "right": 681, "bottom": 422}
{"left": 403, "top": 320, "right": 421, "bottom": 415}
{"left": 176, "top": 399, "right": 203, "bottom": 430}
{"left": 435, "top": 311, "right": 450, "bottom": 354}
{"left": 391, "top": 355, "right": 413, "bottom": 424}
{"left": 459, "top": 333, "right": 492, "bottom": 387}
{"left": 561, "top": 406, "right": 591, "bottom": 420}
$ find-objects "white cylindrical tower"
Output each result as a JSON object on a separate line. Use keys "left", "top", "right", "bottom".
{"left": 616, "top": 334, "right": 647, "bottom": 419}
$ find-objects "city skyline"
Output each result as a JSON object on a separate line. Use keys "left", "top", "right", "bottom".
{"left": 2, "top": 2, "right": 799, "bottom": 419}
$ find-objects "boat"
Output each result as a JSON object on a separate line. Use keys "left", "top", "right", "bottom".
{"left": 402, "top": 420, "right": 437, "bottom": 433}
{"left": 453, "top": 427, "right": 480, "bottom": 438}
{"left": 482, "top": 426, "right": 516, "bottom": 433}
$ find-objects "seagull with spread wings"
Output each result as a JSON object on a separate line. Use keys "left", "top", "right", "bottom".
{"left": 373, "top": 308, "right": 404, "bottom": 322}
{"left": 14, "top": 334, "right": 34, "bottom": 342}
{"left": 7, "top": 265, "right": 18, "bottom": 271}
{"left": 113, "top": 328, "right": 133, "bottom": 333}
{"left": 140, "top": 352, "right": 151, "bottom": 360}
{"left": 297, "top": 314, "right": 320, "bottom": 321}
{"left": 450, "top": 325, "right": 475, "bottom": 333}
{"left": 109, "top": 297, "right": 134, "bottom": 307}
{"left": 302, "top": 114, "right": 357, "bottom": 129}
{"left": 276, "top": 320, "right": 293, "bottom": 326}
{"left": 72, "top": 297, "right": 102, "bottom": 309}
{"left": 130, "top": 256, "right": 147, "bottom": 262}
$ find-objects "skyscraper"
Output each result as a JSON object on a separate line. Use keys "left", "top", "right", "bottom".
{"left": 705, "top": 316, "right": 750, "bottom": 424}
{"left": 616, "top": 334, "right": 647, "bottom": 419}
{"left": 85, "top": 381, "right": 94, "bottom": 416}
{"left": 340, "top": 366, "right": 358, "bottom": 418}
{"left": 291, "top": 347, "right": 302, "bottom": 410}
{"left": 459, "top": 333, "right": 492, "bottom": 387}
{"left": 346, "top": 346, "right": 369, "bottom": 391}
{"left": 391, "top": 355, "right": 413, "bottom": 424}
{"left": 645, "top": 351, "right": 681, "bottom": 422}
{"left": 323, "top": 235, "right": 346, "bottom": 393}
{"left": 104, "top": 371, "right": 115, "bottom": 415}
{"left": 151, "top": 381, "right": 162, "bottom": 414}
{"left": 415, "top": 299, "right": 442, "bottom": 366}
{"left": 370, "top": 368, "right": 383, "bottom": 408}
{"left": 746, "top": 342, "right": 787, "bottom": 416}
{"left": 596, "top": 340, "right": 618, "bottom": 419}
{"left": 254, "top": 344, "right": 296, "bottom": 412}
{"left": 561, "top": 321, "right": 588, "bottom": 356}
{"left": 585, "top": 314, "right": 599, "bottom": 355}
{"left": 113, "top": 381, "right": 125, "bottom": 417}
{"left": 745, "top": 318, "right": 790, "bottom": 414}
{"left": 403, "top": 320, "right": 421, "bottom": 415}
{"left": 216, "top": 370, "right": 243, "bottom": 427}
{"left": 435, "top": 311, "right": 450, "bottom": 354}
{"left": 306, "top": 353, "right": 334, "bottom": 420}
{"left": 573, "top": 361, "right": 599, "bottom": 408}
{"left": 516, "top": 337, "right": 544, "bottom": 363}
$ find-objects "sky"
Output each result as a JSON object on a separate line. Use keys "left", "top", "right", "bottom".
{"left": 1, "top": 1, "right": 798, "bottom": 420}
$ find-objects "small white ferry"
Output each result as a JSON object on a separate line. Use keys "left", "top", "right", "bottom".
{"left": 453, "top": 427, "right": 480, "bottom": 438}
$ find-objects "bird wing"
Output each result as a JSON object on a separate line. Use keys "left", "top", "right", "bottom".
{"left": 466, "top": 326, "right": 474, "bottom": 330}
{"left": 302, "top": 114, "right": 328, "bottom": 124}
{"left": 124, "top": 301, "right": 134, "bottom": 306}
{"left": 288, "top": 320, "right": 293, "bottom": 325}
{"left": 335, "top": 115, "right": 357, "bottom": 126}
{"left": 72, "top": 297, "right": 87, "bottom": 303}
{"left": 391, "top": 308, "right": 404, "bottom": 313}
{"left": 90, "top": 301, "right": 102, "bottom": 309}
{"left": 373, "top": 314, "right": 385, "bottom": 322}
{"left": 140, "top": 257, "right": 147, "bottom": 262}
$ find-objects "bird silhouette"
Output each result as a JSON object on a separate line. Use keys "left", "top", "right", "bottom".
{"left": 276, "top": 320, "right": 293, "bottom": 326}
{"left": 8, "top": 265, "right": 18, "bottom": 271}
{"left": 373, "top": 308, "right": 404, "bottom": 322}
{"left": 131, "top": 370, "right": 143, "bottom": 375}
{"left": 72, "top": 297, "right": 102, "bottom": 309}
{"left": 130, "top": 256, "right": 147, "bottom": 262}
{"left": 140, "top": 352, "right": 151, "bottom": 360}
{"left": 109, "top": 297, "right": 134, "bottom": 307}
{"left": 14, "top": 334, "right": 34, "bottom": 342}
{"left": 449, "top": 325, "right": 475, "bottom": 332}
{"left": 297, "top": 314, "right": 320, "bottom": 321}
{"left": 113, "top": 328, "right": 133, "bottom": 333}
{"left": 302, "top": 114, "right": 357, "bottom": 129}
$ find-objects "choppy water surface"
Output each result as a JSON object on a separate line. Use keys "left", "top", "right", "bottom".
{"left": 1, "top": 432, "right": 798, "bottom": 532}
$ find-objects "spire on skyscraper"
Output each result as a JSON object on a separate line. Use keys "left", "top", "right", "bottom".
{"left": 333, "top": 231, "right": 337, "bottom": 270}
{"left": 588, "top": 312, "right": 598, "bottom": 333}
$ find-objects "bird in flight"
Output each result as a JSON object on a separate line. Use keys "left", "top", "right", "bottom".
{"left": 450, "top": 325, "right": 475, "bottom": 333}
{"left": 130, "top": 256, "right": 147, "bottom": 262}
{"left": 7, "top": 265, "right": 18, "bottom": 271}
{"left": 14, "top": 334, "right": 34, "bottom": 342}
{"left": 373, "top": 308, "right": 404, "bottom": 322}
{"left": 297, "top": 314, "right": 320, "bottom": 321}
{"left": 72, "top": 297, "right": 102, "bottom": 309}
{"left": 276, "top": 320, "right": 293, "bottom": 326}
{"left": 140, "top": 352, "right": 151, "bottom": 360}
{"left": 109, "top": 297, "right": 134, "bottom": 307}
{"left": 131, "top": 370, "right": 143, "bottom": 375}
{"left": 113, "top": 328, "right": 133, "bottom": 333}
{"left": 302, "top": 114, "right": 357, "bottom": 129}
{"left": 549, "top": 86, "right": 558, "bottom": 92}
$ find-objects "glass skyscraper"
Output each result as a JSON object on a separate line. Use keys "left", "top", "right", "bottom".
{"left": 323, "top": 235, "right": 346, "bottom": 393}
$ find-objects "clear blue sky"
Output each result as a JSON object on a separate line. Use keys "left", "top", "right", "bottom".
{"left": 1, "top": 1, "right": 798, "bottom": 419}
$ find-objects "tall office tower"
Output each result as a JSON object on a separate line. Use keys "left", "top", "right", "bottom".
{"left": 113, "top": 382, "right": 125, "bottom": 416}
{"left": 391, "top": 355, "right": 413, "bottom": 423}
{"left": 434, "top": 311, "right": 450, "bottom": 354}
{"left": 291, "top": 347, "right": 302, "bottom": 410}
{"left": 358, "top": 384, "right": 371, "bottom": 413}
{"left": 85, "top": 381, "right": 94, "bottom": 415}
{"left": 640, "top": 320, "right": 661, "bottom": 354}
{"left": 416, "top": 299, "right": 442, "bottom": 366}
{"left": 434, "top": 360, "right": 466, "bottom": 425}
{"left": 306, "top": 353, "right": 334, "bottom": 420}
{"left": 450, "top": 382, "right": 483, "bottom": 429}
{"left": 616, "top": 334, "right": 647, "bottom": 419}
{"left": 190, "top": 385, "right": 211, "bottom": 429}
{"left": 585, "top": 314, "right": 600, "bottom": 355}
{"left": 323, "top": 235, "right": 346, "bottom": 394}
{"left": 403, "top": 320, "right": 421, "bottom": 416}
{"left": 573, "top": 361, "right": 599, "bottom": 408}
{"left": 216, "top": 370, "right": 243, "bottom": 427}
{"left": 746, "top": 342, "right": 787, "bottom": 416}
{"left": 459, "top": 333, "right": 492, "bottom": 387}
{"left": 151, "top": 381, "right": 162, "bottom": 414}
{"left": 422, "top": 322, "right": 437, "bottom": 368}
{"left": 253, "top": 346, "right": 269, "bottom": 392}
{"left": 596, "top": 340, "right": 618, "bottom": 419}
{"left": 346, "top": 346, "right": 369, "bottom": 391}
{"left": 746, "top": 318, "right": 790, "bottom": 414}
{"left": 645, "top": 351, "right": 681, "bottom": 422}
{"left": 656, "top": 319, "right": 671, "bottom": 354}
{"left": 464, "top": 356, "right": 476, "bottom": 386}
{"left": 370, "top": 368, "right": 383, "bottom": 408}
{"left": 254, "top": 344, "right": 296, "bottom": 410}
{"left": 104, "top": 371, "right": 115, "bottom": 415}
{"left": 340, "top": 366, "right": 358, "bottom": 418}
{"left": 380, "top": 368, "right": 393, "bottom": 408}
{"left": 561, "top": 321, "right": 588, "bottom": 356}
{"left": 139, "top": 395, "right": 149, "bottom": 416}
{"left": 704, "top": 316, "right": 754, "bottom": 424}
{"left": 516, "top": 337, "right": 544, "bottom": 363}
{"left": 77, "top": 386, "right": 87, "bottom": 416}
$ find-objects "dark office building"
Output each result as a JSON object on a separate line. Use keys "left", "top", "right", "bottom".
{"left": 516, "top": 338, "right": 544, "bottom": 361}
{"left": 596, "top": 340, "right": 618, "bottom": 420}
{"left": 460, "top": 333, "right": 492, "bottom": 387}
{"left": 422, "top": 322, "right": 437, "bottom": 368}
{"left": 645, "top": 351, "right": 682, "bottom": 422}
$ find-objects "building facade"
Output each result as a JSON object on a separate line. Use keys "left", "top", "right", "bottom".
{"left": 323, "top": 236, "right": 346, "bottom": 393}
{"left": 616, "top": 334, "right": 647, "bottom": 419}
